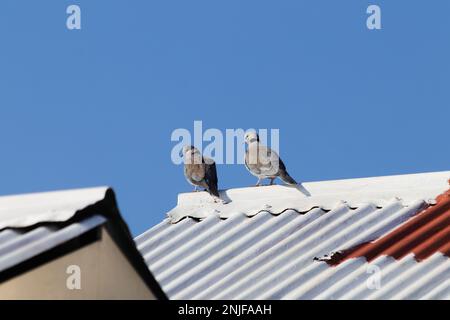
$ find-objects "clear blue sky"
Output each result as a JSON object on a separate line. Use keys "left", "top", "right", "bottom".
{"left": 1, "top": 1, "right": 449, "bottom": 236}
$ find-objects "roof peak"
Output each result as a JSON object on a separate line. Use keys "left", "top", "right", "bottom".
{"left": 0, "top": 186, "right": 112, "bottom": 230}
{"left": 168, "top": 171, "right": 450, "bottom": 223}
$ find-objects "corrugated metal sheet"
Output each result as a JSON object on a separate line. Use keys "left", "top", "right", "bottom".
{"left": 0, "top": 186, "right": 168, "bottom": 300}
{"left": 0, "top": 187, "right": 110, "bottom": 230}
{"left": 136, "top": 172, "right": 450, "bottom": 300}
{"left": 327, "top": 187, "right": 450, "bottom": 265}
{"left": 0, "top": 187, "right": 115, "bottom": 275}
{"left": 0, "top": 187, "right": 114, "bottom": 275}
{"left": 166, "top": 171, "right": 450, "bottom": 223}
{"left": 0, "top": 214, "right": 106, "bottom": 273}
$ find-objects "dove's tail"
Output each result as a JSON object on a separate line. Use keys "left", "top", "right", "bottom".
{"left": 279, "top": 171, "right": 298, "bottom": 185}
{"left": 294, "top": 183, "right": 311, "bottom": 197}
{"left": 280, "top": 172, "right": 311, "bottom": 197}
{"left": 208, "top": 184, "right": 220, "bottom": 198}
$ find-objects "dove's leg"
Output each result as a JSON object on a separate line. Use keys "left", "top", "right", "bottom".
{"left": 212, "top": 195, "right": 226, "bottom": 204}
{"left": 269, "top": 177, "right": 276, "bottom": 185}
{"left": 193, "top": 186, "right": 199, "bottom": 192}
{"left": 255, "top": 178, "right": 262, "bottom": 187}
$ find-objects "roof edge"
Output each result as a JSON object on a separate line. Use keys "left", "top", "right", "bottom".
{"left": 0, "top": 186, "right": 111, "bottom": 230}
{"left": 167, "top": 171, "right": 450, "bottom": 223}
{"left": 0, "top": 186, "right": 168, "bottom": 299}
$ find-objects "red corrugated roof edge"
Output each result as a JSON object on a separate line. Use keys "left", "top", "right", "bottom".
{"left": 328, "top": 180, "right": 450, "bottom": 266}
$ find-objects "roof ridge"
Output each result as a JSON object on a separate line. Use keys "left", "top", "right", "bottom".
{"left": 0, "top": 186, "right": 111, "bottom": 230}
{"left": 167, "top": 171, "right": 450, "bottom": 223}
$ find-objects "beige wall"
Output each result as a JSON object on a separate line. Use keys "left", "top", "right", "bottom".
{"left": 0, "top": 227, "right": 156, "bottom": 300}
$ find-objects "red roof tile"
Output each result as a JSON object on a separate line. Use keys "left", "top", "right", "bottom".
{"left": 328, "top": 182, "right": 450, "bottom": 265}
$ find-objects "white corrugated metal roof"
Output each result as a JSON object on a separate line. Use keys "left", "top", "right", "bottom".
{"left": 166, "top": 171, "right": 449, "bottom": 223}
{"left": 0, "top": 214, "right": 106, "bottom": 273}
{"left": 135, "top": 171, "right": 450, "bottom": 300}
{"left": 0, "top": 187, "right": 109, "bottom": 230}
{"left": 0, "top": 186, "right": 168, "bottom": 299}
{"left": 0, "top": 187, "right": 112, "bottom": 275}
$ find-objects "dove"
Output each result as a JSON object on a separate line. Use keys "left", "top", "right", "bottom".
{"left": 244, "top": 132, "right": 310, "bottom": 196}
{"left": 182, "top": 145, "right": 221, "bottom": 201}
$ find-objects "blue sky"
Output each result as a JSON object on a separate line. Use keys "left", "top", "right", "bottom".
{"left": 0, "top": 1, "right": 449, "bottom": 236}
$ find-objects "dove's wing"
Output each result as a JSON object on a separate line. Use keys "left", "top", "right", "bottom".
{"left": 277, "top": 156, "right": 288, "bottom": 174}
{"left": 257, "top": 145, "right": 281, "bottom": 177}
{"left": 244, "top": 149, "right": 260, "bottom": 175}
{"left": 184, "top": 161, "right": 206, "bottom": 185}
{"left": 203, "top": 157, "right": 219, "bottom": 197}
